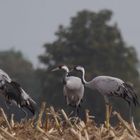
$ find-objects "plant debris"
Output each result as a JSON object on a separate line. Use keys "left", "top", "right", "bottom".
{"left": 0, "top": 103, "right": 139, "bottom": 140}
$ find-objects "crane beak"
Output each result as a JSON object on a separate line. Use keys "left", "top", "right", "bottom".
{"left": 51, "top": 67, "right": 59, "bottom": 72}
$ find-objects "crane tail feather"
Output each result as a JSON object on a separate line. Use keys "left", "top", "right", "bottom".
{"left": 23, "top": 98, "right": 37, "bottom": 115}
{"left": 123, "top": 83, "right": 139, "bottom": 106}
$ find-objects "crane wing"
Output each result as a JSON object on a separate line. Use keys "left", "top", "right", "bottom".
{"left": 3, "top": 81, "right": 36, "bottom": 114}
{"left": 0, "top": 69, "right": 12, "bottom": 91}
{"left": 90, "top": 76, "right": 123, "bottom": 95}
{"left": 0, "top": 69, "right": 12, "bottom": 83}
{"left": 91, "top": 76, "right": 139, "bottom": 106}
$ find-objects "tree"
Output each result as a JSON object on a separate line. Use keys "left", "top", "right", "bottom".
{"left": 39, "top": 10, "right": 140, "bottom": 122}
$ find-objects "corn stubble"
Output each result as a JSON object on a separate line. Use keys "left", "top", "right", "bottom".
{"left": 0, "top": 102, "right": 139, "bottom": 140}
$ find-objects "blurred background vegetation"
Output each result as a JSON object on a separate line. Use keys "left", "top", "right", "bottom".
{"left": 0, "top": 9, "right": 140, "bottom": 124}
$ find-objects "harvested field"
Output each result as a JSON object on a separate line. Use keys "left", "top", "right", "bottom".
{"left": 0, "top": 102, "right": 140, "bottom": 140}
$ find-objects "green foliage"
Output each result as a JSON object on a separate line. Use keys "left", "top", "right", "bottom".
{"left": 39, "top": 10, "right": 140, "bottom": 122}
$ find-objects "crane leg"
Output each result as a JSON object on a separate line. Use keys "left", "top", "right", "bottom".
{"left": 21, "top": 108, "right": 28, "bottom": 119}
{"left": 4, "top": 101, "right": 10, "bottom": 109}
{"left": 129, "top": 104, "right": 132, "bottom": 122}
{"left": 128, "top": 103, "right": 132, "bottom": 123}
{"left": 104, "top": 96, "right": 111, "bottom": 129}
{"left": 75, "top": 106, "right": 79, "bottom": 117}
{"left": 105, "top": 103, "right": 110, "bottom": 129}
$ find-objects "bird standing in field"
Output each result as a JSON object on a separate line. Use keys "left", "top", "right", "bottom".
{"left": 73, "top": 66, "right": 139, "bottom": 128}
{"left": 52, "top": 65, "right": 84, "bottom": 116}
{"left": 0, "top": 69, "right": 36, "bottom": 116}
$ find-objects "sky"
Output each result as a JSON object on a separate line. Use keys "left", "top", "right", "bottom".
{"left": 0, "top": 0, "right": 140, "bottom": 67}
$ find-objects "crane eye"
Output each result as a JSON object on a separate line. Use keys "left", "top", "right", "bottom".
{"left": 59, "top": 66, "right": 62, "bottom": 69}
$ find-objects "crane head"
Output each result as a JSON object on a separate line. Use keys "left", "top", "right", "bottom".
{"left": 73, "top": 66, "right": 85, "bottom": 72}
{"left": 51, "top": 65, "right": 69, "bottom": 73}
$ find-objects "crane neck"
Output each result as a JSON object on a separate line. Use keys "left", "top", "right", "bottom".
{"left": 63, "top": 70, "right": 69, "bottom": 85}
{"left": 81, "top": 69, "right": 88, "bottom": 85}
{"left": 64, "top": 71, "right": 69, "bottom": 77}
{"left": 61, "top": 66, "right": 69, "bottom": 78}
{"left": 63, "top": 69, "right": 69, "bottom": 80}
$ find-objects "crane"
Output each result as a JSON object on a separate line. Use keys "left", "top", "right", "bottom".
{"left": 52, "top": 65, "right": 84, "bottom": 116}
{"left": 73, "top": 66, "right": 139, "bottom": 128}
{"left": 0, "top": 69, "right": 36, "bottom": 117}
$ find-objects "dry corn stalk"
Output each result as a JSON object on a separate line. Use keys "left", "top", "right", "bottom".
{"left": 45, "top": 108, "right": 49, "bottom": 132}
{"left": 69, "top": 128, "right": 85, "bottom": 140}
{"left": 0, "top": 101, "right": 139, "bottom": 140}
{"left": 0, "top": 127, "right": 16, "bottom": 140}
{"left": 0, "top": 108, "right": 12, "bottom": 133}
{"left": 113, "top": 111, "right": 135, "bottom": 136}
{"left": 85, "top": 109, "right": 90, "bottom": 124}
{"left": 85, "top": 109, "right": 95, "bottom": 125}
{"left": 131, "top": 117, "right": 136, "bottom": 132}
{"left": 61, "top": 109, "right": 73, "bottom": 128}
{"left": 84, "top": 129, "right": 89, "bottom": 140}
{"left": 36, "top": 102, "right": 46, "bottom": 127}
{"left": 10, "top": 114, "right": 15, "bottom": 128}
{"left": 50, "top": 106, "right": 62, "bottom": 135}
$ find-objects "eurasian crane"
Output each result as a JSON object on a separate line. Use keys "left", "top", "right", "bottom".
{"left": 52, "top": 65, "right": 84, "bottom": 116}
{"left": 0, "top": 69, "right": 36, "bottom": 117}
{"left": 73, "top": 66, "right": 139, "bottom": 128}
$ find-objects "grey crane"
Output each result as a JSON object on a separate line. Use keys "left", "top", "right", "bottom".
{"left": 0, "top": 69, "right": 36, "bottom": 116}
{"left": 73, "top": 66, "right": 139, "bottom": 128}
{"left": 52, "top": 65, "right": 84, "bottom": 116}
